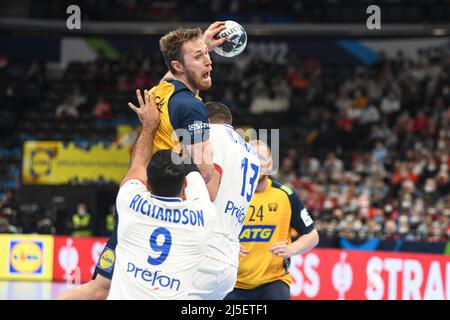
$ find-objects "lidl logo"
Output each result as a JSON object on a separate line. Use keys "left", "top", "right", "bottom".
{"left": 97, "top": 248, "right": 115, "bottom": 272}
{"left": 239, "top": 225, "right": 276, "bottom": 242}
{"left": 9, "top": 240, "right": 44, "bottom": 275}
{"left": 30, "top": 150, "right": 53, "bottom": 177}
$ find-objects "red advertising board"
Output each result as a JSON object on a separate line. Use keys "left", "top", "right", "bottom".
{"left": 290, "top": 248, "right": 450, "bottom": 300}
{"left": 53, "top": 236, "right": 108, "bottom": 283}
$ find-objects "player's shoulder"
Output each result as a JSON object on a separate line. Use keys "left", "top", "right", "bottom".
{"left": 166, "top": 80, "right": 204, "bottom": 106}
{"left": 149, "top": 79, "right": 202, "bottom": 104}
{"left": 271, "top": 180, "right": 296, "bottom": 197}
{"left": 118, "top": 178, "right": 147, "bottom": 196}
{"left": 149, "top": 80, "right": 177, "bottom": 98}
{"left": 169, "top": 83, "right": 206, "bottom": 119}
{"left": 209, "top": 123, "right": 230, "bottom": 135}
{"left": 271, "top": 180, "right": 305, "bottom": 213}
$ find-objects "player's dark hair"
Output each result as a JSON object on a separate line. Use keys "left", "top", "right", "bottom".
{"left": 206, "top": 101, "right": 233, "bottom": 125}
{"left": 147, "top": 150, "right": 185, "bottom": 197}
{"left": 159, "top": 27, "right": 203, "bottom": 75}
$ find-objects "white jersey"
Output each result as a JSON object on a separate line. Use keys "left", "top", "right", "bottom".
{"left": 205, "top": 124, "right": 260, "bottom": 267}
{"left": 107, "top": 172, "right": 216, "bottom": 300}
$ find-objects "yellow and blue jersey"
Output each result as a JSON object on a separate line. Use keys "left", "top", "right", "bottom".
{"left": 94, "top": 80, "right": 209, "bottom": 281}
{"left": 148, "top": 79, "right": 210, "bottom": 154}
{"left": 236, "top": 179, "right": 315, "bottom": 289}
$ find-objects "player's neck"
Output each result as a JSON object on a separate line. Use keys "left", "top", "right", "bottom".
{"left": 255, "top": 176, "right": 269, "bottom": 193}
{"left": 172, "top": 73, "right": 199, "bottom": 96}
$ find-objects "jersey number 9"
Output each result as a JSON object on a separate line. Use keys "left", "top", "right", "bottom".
{"left": 147, "top": 227, "right": 172, "bottom": 265}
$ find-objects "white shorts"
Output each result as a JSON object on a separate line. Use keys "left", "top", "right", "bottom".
{"left": 187, "top": 256, "right": 238, "bottom": 300}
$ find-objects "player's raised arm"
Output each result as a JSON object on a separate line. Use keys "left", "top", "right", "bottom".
{"left": 123, "top": 89, "right": 160, "bottom": 183}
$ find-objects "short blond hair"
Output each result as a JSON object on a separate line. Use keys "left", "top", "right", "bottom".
{"left": 159, "top": 27, "right": 203, "bottom": 74}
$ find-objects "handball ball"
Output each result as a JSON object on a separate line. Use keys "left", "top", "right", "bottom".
{"left": 213, "top": 21, "right": 247, "bottom": 58}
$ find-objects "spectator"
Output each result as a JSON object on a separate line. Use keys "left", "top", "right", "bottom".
{"left": 359, "top": 102, "right": 381, "bottom": 125}
{"left": 55, "top": 87, "right": 87, "bottom": 119}
{"left": 372, "top": 142, "right": 388, "bottom": 165}
{"left": 380, "top": 91, "right": 401, "bottom": 116}
{"left": 0, "top": 217, "right": 17, "bottom": 233}
{"left": 103, "top": 204, "right": 115, "bottom": 237}
{"left": 0, "top": 189, "right": 19, "bottom": 211}
{"left": 71, "top": 203, "right": 93, "bottom": 237}
{"left": 383, "top": 219, "right": 398, "bottom": 241}
{"left": 92, "top": 97, "right": 113, "bottom": 120}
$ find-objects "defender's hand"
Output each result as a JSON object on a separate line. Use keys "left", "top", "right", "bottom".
{"left": 239, "top": 244, "right": 250, "bottom": 257}
{"left": 269, "top": 242, "right": 293, "bottom": 259}
{"left": 128, "top": 89, "right": 160, "bottom": 132}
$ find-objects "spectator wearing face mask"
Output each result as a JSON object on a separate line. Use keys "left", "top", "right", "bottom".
{"left": 71, "top": 203, "right": 93, "bottom": 237}
{"left": 436, "top": 171, "right": 450, "bottom": 198}
{"left": 423, "top": 178, "right": 439, "bottom": 203}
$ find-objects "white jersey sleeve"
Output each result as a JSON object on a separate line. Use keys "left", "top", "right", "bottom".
{"left": 116, "top": 178, "right": 148, "bottom": 208}
{"left": 184, "top": 171, "right": 210, "bottom": 202}
{"left": 211, "top": 132, "right": 225, "bottom": 171}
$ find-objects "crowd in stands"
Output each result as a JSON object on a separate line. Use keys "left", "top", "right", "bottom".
{"left": 0, "top": 39, "right": 449, "bottom": 242}
{"left": 272, "top": 46, "right": 450, "bottom": 242}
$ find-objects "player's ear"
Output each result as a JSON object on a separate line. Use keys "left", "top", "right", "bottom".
{"left": 267, "top": 159, "right": 273, "bottom": 174}
{"left": 171, "top": 60, "right": 184, "bottom": 74}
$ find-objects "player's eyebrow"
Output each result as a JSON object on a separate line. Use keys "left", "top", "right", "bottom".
{"left": 191, "top": 44, "right": 208, "bottom": 54}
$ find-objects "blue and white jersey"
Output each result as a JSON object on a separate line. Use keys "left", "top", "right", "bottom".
{"left": 205, "top": 124, "right": 260, "bottom": 267}
{"left": 107, "top": 172, "right": 216, "bottom": 300}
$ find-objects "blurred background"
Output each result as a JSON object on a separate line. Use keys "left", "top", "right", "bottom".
{"left": 0, "top": 0, "right": 449, "bottom": 300}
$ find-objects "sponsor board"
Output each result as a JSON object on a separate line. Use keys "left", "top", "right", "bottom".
{"left": 22, "top": 141, "right": 129, "bottom": 185}
{"left": 0, "top": 234, "right": 53, "bottom": 281}
{"left": 53, "top": 236, "right": 107, "bottom": 283}
{"left": 290, "top": 248, "right": 450, "bottom": 300}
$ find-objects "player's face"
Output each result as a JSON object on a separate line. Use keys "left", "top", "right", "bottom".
{"left": 255, "top": 143, "right": 273, "bottom": 179}
{"left": 181, "top": 38, "right": 212, "bottom": 91}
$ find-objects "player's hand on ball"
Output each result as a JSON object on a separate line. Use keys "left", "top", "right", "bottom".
{"left": 269, "top": 242, "right": 292, "bottom": 259}
{"left": 203, "top": 21, "right": 227, "bottom": 51}
{"left": 239, "top": 244, "right": 250, "bottom": 257}
{"left": 128, "top": 89, "right": 160, "bottom": 131}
